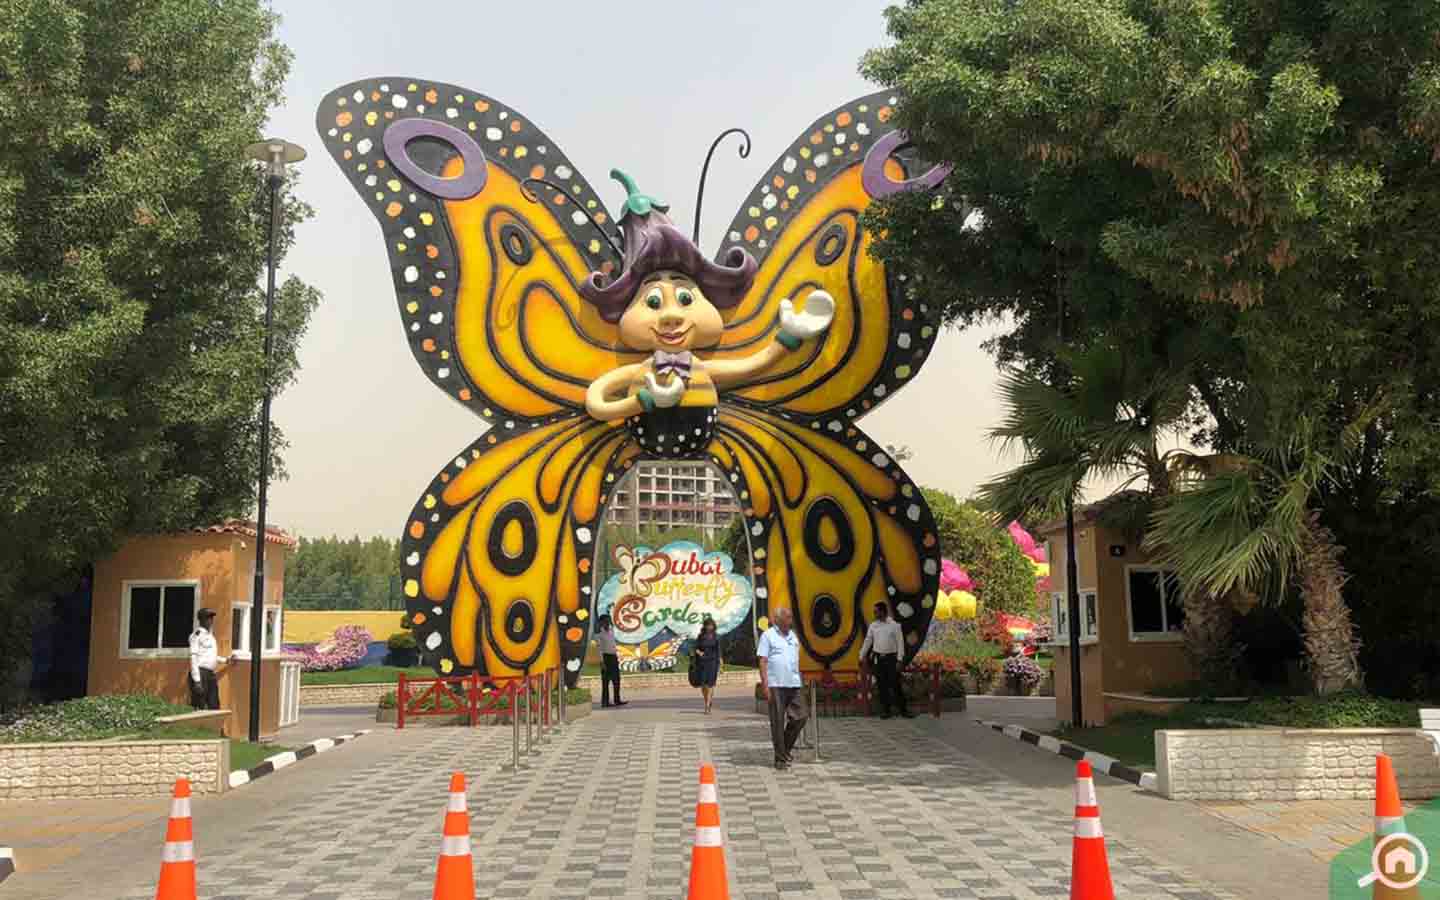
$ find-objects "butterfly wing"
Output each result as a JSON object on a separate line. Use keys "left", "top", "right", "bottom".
{"left": 316, "top": 78, "right": 639, "bottom": 424}
{"left": 708, "top": 91, "right": 949, "bottom": 421}
{"left": 616, "top": 644, "right": 644, "bottom": 673}
{"left": 707, "top": 407, "right": 940, "bottom": 670}
{"left": 642, "top": 636, "right": 685, "bottom": 671}
{"left": 402, "top": 416, "right": 639, "bottom": 683}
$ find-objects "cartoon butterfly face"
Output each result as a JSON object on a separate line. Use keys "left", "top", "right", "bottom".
{"left": 316, "top": 79, "right": 949, "bottom": 686}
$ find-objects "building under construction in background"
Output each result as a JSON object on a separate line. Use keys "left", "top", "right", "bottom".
{"left": 604, "top": 461, "right": 740, "bottom": 542}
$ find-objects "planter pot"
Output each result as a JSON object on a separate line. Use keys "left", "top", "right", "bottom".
{"left": 1006, "top": 679, "right": 1041, "bottom": 697}
{"left": 385, "top": 649, "right": 419, "bottom": 668}
{"left": 940, "top": 696, "right": 967, "bottom": 712}
{"left": 1040, "top": 672, "right": 1056, "bottom": 697}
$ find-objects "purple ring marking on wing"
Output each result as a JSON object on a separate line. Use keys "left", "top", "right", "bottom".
{"left": 861, "top": 130, "right": 951, "bottom": 199}
{"left": 383, "top": 118, "right": 488, "bottom": 200}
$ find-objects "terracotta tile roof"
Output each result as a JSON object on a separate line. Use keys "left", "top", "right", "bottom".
{"left": 198, "top": 519, "right": 298, "bottom": 549}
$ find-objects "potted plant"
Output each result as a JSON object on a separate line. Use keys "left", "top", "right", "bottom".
{"left": 385, "top": 630, "right": 419, "bottom": 667}
{"left": 962, "top": 656, "right": 1002, "bottom": 695}
{"left": 1003, "top": 655, "right": 1044, "bottom": 696}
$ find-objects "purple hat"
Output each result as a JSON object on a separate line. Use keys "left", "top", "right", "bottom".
{"left": 579, "top": 169, "right": 757, "bottom": 323}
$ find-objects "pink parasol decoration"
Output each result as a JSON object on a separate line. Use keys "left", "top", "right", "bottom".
{"left": 939, "top": 558, "right": 975, "bottom": 592}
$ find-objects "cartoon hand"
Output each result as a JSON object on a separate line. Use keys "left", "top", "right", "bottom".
{"left": 779, "top": 289, "right": 836, "bottom": 340}
{"left": 643, "top": 372, "right": 685, "bottom": 408}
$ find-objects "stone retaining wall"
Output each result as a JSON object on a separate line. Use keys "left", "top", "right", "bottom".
{"left": 0, "top": 739, "right": 229, "bottom": 799}
{"left": 300, "top": 682, "right": 392, "bottom": 706}
{"left": 302, "top": 669, "right": 759, "bottom": 706}
{"left": 1156, "top": 728, "right": 1440, "bottom": 801}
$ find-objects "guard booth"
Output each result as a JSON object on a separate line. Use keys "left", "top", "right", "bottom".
{"left": 1037, "top": 504, "right": 1195, "bottom": 725}
{"left": 87, "top": 520, "right": 298, "bottom": 737}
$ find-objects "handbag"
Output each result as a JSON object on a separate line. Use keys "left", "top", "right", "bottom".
{"left": 688, "top": 652, "right": 702, "bottom": 688}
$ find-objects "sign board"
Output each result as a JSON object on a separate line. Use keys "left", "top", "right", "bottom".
{"left": 595, "top": 540, "right": 754, "bottom": 645}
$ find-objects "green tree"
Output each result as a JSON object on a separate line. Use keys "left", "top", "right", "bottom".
{"left": 1151, "top": 416, "right": 1369, "bottom": 695}
{"left": 0, "top": 0, "right": 320, "bottom": 697}
{"left": 978, "top": 340, "right": 1245, "bottom": 686}
{"left": 921, "top": 488, "right": 1036, "bottom": 615}
{"left": 860, "top": 0, "right": 1440, "bottom": 695}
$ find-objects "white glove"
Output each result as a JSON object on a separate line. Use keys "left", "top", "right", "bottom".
{"left": 643, "top": 372, "right": 685, "bottom": 408}
{"left": 779, "top": 289, "right": 836, "bottom": 340}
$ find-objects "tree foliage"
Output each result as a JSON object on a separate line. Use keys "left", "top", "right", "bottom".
{"left": 287, "top": 536, "right": 403, "bottom": 611}
{"left": 0, "top": 0, "right": 320, "bottom": 693}
{"left": 862, "top": 0, "right": 1440, "bottom": 696}
{"left": 921, "top": 488, "right": 1037, "bottom": 614}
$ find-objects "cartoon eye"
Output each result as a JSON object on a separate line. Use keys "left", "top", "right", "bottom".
{"left": 676, "top": 288, "right": 694, "bottom": 307}
{"left": 645, "top": 291, "right": 662, "bottom": 310}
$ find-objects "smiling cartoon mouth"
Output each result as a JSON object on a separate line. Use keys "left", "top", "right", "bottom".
{"left": 653, "top": 326, "right": 692, "bottom": 346}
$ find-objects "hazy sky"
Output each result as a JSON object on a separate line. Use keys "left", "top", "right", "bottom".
{"left": 264, "top": 0, "right": 1035, "bottom": 541}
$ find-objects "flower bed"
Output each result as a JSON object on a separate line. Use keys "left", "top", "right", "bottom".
{"left": 288, "top": 626, "right": 372, "bottom": 672}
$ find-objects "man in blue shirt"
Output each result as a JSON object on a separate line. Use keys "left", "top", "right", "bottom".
{"left": 756, "top": 606, "right": 807, "bottom": 770}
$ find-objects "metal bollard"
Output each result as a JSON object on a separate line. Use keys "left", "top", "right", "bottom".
{"left": 810, "top": 680, "right": 821, "bottom": 762}
{"left": 559, "top": 669, "right": 567, "bottom": 726}
{"left": 538, "top": 669, "right": 549, "bottom": 744}
{"left": 506, "top": 680, "right": 523, "bottom": 770}
{"left": 524, "top": 675, "right": 534, "bottom": 755}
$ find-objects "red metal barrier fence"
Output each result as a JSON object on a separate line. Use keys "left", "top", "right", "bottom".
{"left": 396, "top": 667, "right": 562, "bottom": 730}
{"left": 794, "top": 665, "right": 944, "bottom": 719}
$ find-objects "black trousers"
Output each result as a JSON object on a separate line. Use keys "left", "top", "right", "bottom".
{"left": 874, "top": 654, "right": 909, "bottom": 715}
{"left": 767, "top": 687, "right": 808, "bottom": 763}
{"left": 189, "top": 668, "right": 219, "bottom": 710}
{"left": 601, "top": 653, "right": 622, "bottom": 705}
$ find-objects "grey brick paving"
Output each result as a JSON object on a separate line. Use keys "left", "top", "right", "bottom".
{"left": 0, "top": 694, "right": 1251, "bottom": 900}
{"left": 80, "top": 697, "right": 1240, "bottom": 899}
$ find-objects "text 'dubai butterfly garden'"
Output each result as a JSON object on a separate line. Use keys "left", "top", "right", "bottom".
{"left": 316, "top": 79, "right": 950, "bottom": 685}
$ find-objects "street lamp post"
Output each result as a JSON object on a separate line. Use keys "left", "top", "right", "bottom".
{"left": 1055, "top": 245, "right": 1083, "bottom": 727}
{"left": 242, "top": 138, "right": 306, "bottom": 743}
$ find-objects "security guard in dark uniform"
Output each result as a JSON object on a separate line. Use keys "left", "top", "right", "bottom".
{"left": 188, "top": 608, "right": 225, "bottom": 710}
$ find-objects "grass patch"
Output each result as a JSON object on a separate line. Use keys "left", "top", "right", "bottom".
{"left": 300, "top": 665, "right": 434, "bottom": 685}
{"left": 145, "top": 724, "right": 294, "bottom": 772}
{"left": 228, "top": 739, "right": 297, "bottom": 772}
{"left": 1049, "top": 692, "right": 1429, "bottom": 770}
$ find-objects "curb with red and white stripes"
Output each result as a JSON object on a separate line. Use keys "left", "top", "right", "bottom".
{"left": 976, "top": 719, "right": 1159, "bottom": 793}
{"left": 228, "top": 729, "right": 370, "bottom": 789}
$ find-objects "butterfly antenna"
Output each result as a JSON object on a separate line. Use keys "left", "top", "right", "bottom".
{"left": 520, "top": 176, "right": 624, "bottom": 260}
{"left": 693, "top": 127, "right": 752, "bottom": 245}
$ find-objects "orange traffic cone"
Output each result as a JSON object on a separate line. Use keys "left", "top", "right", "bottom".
{"left": 432, "top": 772, "right": 475, "bottom": 900}
{"left": 1372, "top": 754, "right": 1419, "bottom": 898}
{"left": 154, "top": 778, "right": 196, "bottom": 900}
{"left": 1070, "top": 761, "right": 1115, "bottom": 900}
{"left": 686, "top": 763, "right": 729, "bottom": 900}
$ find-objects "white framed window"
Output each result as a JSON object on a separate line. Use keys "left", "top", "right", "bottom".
{"left": 1125, "top": 566, "right": 1185, "bottom": 642}
{"left": 230, "top": 603, "right": 283, "bottom": 657}
{"left": 1049, "top": 590, "right": 1099, "bottom": 645}
{"left": 120, "top": 581, "right": 199, "bottom": 658}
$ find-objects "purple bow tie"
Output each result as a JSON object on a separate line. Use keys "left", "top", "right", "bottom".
{"left": 652, "top": 350, "right": 692, "bottom": 379}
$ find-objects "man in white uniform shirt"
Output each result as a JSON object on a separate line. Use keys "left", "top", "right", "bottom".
{"left": 757, "top": 606, "right": 808, "bottom": 770}
{"left": 861, "top": 601, "right": 913, "bottom": 718}
{"left": 188, "top": 608, "right": 225, "bottom": 710}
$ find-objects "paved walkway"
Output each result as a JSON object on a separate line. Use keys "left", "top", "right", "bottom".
{"left": 0, "top": 686, "right": 1330, "bottom": 899}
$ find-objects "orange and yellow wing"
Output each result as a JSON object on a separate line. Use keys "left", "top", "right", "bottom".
{"left": 706, "top": 407, "right": 941, "bottom": 672}
{"left": 709, "top": 91, "right": 949, "bottom": 422}
{"left": 316, "top": 78, "right": 640, "bottom": 425}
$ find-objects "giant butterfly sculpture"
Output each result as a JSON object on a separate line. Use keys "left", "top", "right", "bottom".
{"left": 316, "top": 78, "right": 950, "bottom": 686}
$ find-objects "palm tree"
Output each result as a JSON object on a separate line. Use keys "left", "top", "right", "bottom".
{"left": 980, "top": 341, "right": 1244, "bottom": 687}
{"left": 1149, "top": 415, "right": 1368, "bottom": 695}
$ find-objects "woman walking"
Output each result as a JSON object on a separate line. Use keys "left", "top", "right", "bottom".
{"left": 693, "top": 616, "right": 722, "bottom": 713}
